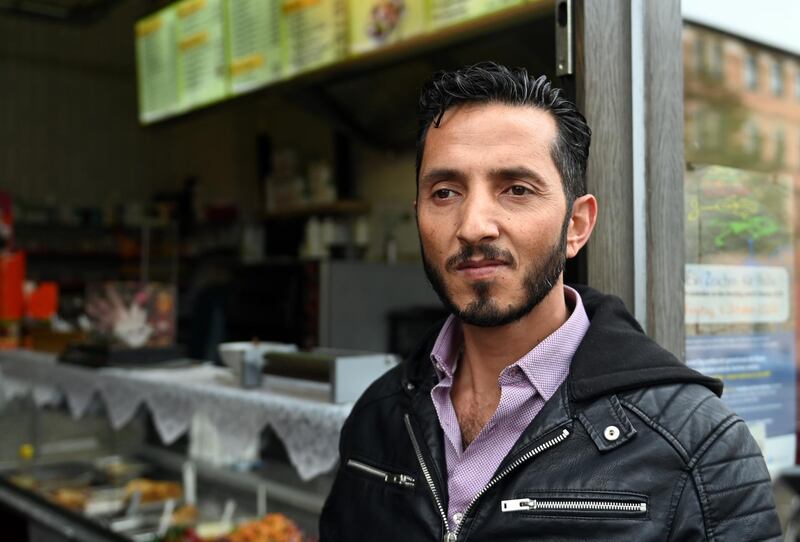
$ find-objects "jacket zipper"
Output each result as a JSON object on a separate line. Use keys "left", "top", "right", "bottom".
{"left": 405, "top": 412, "right": 571, "bottom": 542}
{"left": 346, "top": 459, "right": 416, "bottom": 489}
{"left": 403, "top": 414, "right": 454, "bottom": 542}
{"left": 501, "top": 498, "right": 647, "bottom": 514}
{"left": 452, "top": 427, "right": 571, "bottom": 539}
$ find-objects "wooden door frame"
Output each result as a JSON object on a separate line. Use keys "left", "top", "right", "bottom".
{"left": 574, "top": 0, "right": 685, "bottom": 358}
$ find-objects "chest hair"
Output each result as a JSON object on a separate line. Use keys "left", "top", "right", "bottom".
{"left": 453, "top": 387, "right": 500, "bottom": 450}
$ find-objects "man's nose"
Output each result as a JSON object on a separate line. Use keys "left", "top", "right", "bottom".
{"left": 456, "top": 192, "right": 500, "bottom": 245}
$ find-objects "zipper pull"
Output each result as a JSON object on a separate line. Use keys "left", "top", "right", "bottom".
{"left": 388, "top": 474, "right": 416, "bottom": 488}
{"left": 443, "top": 532, "right": 457, "bottom": 542}
{"left": 501, "top": 498, "right": 536, "bottom": 512}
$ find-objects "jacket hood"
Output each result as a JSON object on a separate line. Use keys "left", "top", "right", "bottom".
{"left": 401, "top": 285, "right": 723, "bottom": 401}
{"left": 568, "top": 285, "right": 722, "bottom": 401}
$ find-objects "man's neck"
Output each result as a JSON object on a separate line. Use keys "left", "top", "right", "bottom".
{"left": 457, "top": 282, "right": 570, "bottom": 394}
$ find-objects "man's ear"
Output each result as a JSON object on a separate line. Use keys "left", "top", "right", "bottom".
{"left": 566, "top": 194, "right": 598, "bottom": 259}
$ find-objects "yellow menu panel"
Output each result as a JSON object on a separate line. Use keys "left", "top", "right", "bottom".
{"left": 428, "top": 0, "right": 525, "bottom": 29}
{"left": 348, "top": 0, "right": 427, "bottom": 55}
{"left": 281, "top": 0, "right": 347, "bottom": 76}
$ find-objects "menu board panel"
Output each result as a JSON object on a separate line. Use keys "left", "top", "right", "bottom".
{"left": 349, "top": 0, "right": 427, "bottom": 55}
{"left": 281, "top": 0, "right": 347, "bottom": 76}
{"left": 227, "top": 0, "right": 284, "bottom": 94}
{"left": 428, "top": 0, "right": 525, "bottom": 29}
{"left": 135, "top": 8, "right": 180, "bottom": 124}
{"left": 135, "top": 0, "right": 538, "bottom": 123}
{"left": 176, "top": 0, "right": 229, "bottom": 109}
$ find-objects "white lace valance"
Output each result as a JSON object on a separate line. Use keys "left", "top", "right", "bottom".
{"left": 0, "top": 350, "right": 352, "bottom": 481}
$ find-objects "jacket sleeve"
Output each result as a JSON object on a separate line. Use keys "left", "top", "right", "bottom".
{"left": 318, "top": 414, "right": 351, "bottom": 542}
{"left": 668, "top": 418, "right": 783, "bottom": 541}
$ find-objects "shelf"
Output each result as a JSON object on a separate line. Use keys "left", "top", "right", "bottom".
{"left": 263, "top": 200, "right": 370, "bottom": 220}
{"left": 22, "top": 251, "right": 138, "bottom": 260}
{"left": 0, "top": 479, "right": 130, "bottom": 542}
{"left": 15, "top": 222, "right": 176, "bottom": 233}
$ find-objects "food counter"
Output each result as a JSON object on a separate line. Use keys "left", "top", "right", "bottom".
{"left": 0, "top": 349, "right": 354, "bottom": 541}
{"left": 0, "top": 350, "right": 351, "bottom": 480}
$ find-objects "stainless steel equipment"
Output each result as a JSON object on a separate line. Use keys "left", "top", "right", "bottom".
{"left": 263, "top": 348, "right": 397, "bottom": 403}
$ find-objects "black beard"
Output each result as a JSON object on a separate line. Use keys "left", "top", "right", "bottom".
{"left": 421, "top": 215, "right": 569, "bottom": 328}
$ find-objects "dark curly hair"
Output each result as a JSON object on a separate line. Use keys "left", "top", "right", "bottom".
{"left": 416, "top": 61, "right": 591, "bottom": 206}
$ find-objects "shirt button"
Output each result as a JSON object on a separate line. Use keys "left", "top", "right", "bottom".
{"left": 452, "top": 512, "right": 464, "bottom": 524}
{"left": 604, "top": 425, "right": 620, "bottom": 441}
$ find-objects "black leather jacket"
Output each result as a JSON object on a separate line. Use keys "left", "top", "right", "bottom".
{"left": 320, "top": 286, "right": 782, "bottom": 541}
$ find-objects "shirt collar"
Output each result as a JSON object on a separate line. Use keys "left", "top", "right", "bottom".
{"left": 430, "top": 315, "right": 461, "bottom": 379}
{"left": 515, "top": 285, "right": 589, "bottom": 401}
{"left": 428, "top": 286, "right": 590, "bottom": 399}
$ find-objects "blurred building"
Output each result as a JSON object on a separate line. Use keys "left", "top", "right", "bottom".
{"left": 683, "top": 22, "right": 800, "bottom": 173}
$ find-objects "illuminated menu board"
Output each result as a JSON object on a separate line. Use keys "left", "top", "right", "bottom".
{"left": 348, "top": 0, "right": 427, "bottom": 54}
{"left": 135, "top": 0, "right": 536, "bottom": 124}
{"left": 281, "top": 0, "right": 347, "bottom": 76}
{"left": 226, "top": 0, "right": 284, "bottom": 95}
{"left": 135, "top": 7, "right": 180, "bottom": 123}
{"left": 176, "top": 0, "right": 228, "bottom": 109}
{"left": 428, "top": 0, "right": 526, "bottom": 29}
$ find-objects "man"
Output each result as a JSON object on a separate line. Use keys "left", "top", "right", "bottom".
{"left": 320, "top": 62, "right": 781, "bottom": 541}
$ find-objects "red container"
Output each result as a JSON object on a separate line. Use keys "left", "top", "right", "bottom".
{"left": 0, "top": 251, "right": 25, "bottom": 320}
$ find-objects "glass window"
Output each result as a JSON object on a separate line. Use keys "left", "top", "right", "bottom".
{"left": 743, "top": 121, "right": 760, "bottom": 155}
{"left": 795, "top": 69, "right": 800, "bottom": 101}
{"left": 772, "top": 59, "right": 785, "bottom": 96}
{"left": 694, "top": 35, "right": 706, "bottom": 73}
{"left": 774, "top": 127, "right": 785, "bottom": 165}
{"left": 683, "top": 20, "right": 800, "bottom": 476}
{"left": 744, "top": 52, "right": 759, "bottom": 90}
{"left": 710, "top": 40, "right": 724, "bottom": 78}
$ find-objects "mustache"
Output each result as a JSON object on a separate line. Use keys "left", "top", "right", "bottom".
{"left": 445, "top": 244, "right": 517, "bottom": 272}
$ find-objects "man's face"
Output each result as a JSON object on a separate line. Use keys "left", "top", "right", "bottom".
{"left": 416, "top": 103, "right": 571, "bottom": 327}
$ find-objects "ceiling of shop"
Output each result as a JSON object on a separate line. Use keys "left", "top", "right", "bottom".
{"left": 0, "top": 0, "right": 123, "bottom": 23}
{"left": 304, "top": 12, "right": 556, "bottom": 149}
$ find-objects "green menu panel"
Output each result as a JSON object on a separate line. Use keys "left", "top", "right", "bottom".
{"left": 136, "top": 8, "right": 180, "bottom": 123}
{"left": 281, "top": 0, "right": 347, "bottom": 77}
{"left": 227, "top": 0, "right": 284, "bottom": 95}
{"left": 176, "top": 0, "right": 229, "bottom": 110}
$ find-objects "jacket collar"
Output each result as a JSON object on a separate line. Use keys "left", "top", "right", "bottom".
{"left": 400, "top": 285, "right": 723, "bottom": 402}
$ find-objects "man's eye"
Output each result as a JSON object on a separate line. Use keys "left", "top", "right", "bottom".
{"left": 434, "top": 188, "right": 456, "bottom": 199}
{"left": 508, "top": 185, "right": 531, "bottom": 196}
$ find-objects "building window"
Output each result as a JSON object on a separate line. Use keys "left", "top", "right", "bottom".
{"left": 693, "top": 109, "right": 706, "bottom": 150}
{"left": 774, "top": 128, "right": 785, "bottom": 165}
{"left": 743, "top": 121, "right": 760, "bottom": 155}
{"left": 694, "top": 36, "right": 706, "bottom": 73}
{"left": 744, "top": 52, "right": 758, "bottom": 90}
{"left": 795, "top": 69, "right": 800, "bottom": 100}
{"left": 709, "top": 39, "right": 724, "bottom": 78}
{"left": 771, "top": 59, "right": 784, "bottom": 96}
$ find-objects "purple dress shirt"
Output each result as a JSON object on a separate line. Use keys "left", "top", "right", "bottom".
{"left": 429, "top": 285, "right": 590, "bottom": 526}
